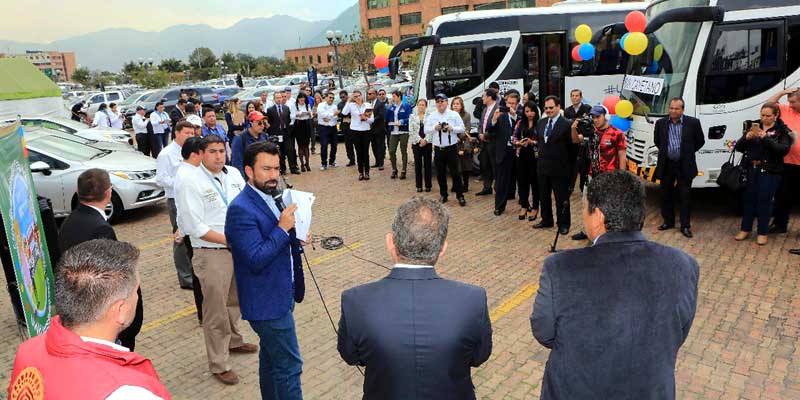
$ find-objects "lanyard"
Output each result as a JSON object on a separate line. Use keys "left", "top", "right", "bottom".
{"left": 203, "top": 168, "right": 228, "bottom": 206}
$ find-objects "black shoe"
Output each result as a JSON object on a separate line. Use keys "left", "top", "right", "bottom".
{"left": 440, "top": 196, "right": 448, "bottom": 204}
{"left": 533, "top": 222, "right": 554, "bottom": 229}
{"left": 371, "top": 163, "right": 379, "bottom": 168}
{"left": 789, "top": 248, "right": 800, "bottom": 255}
{"left": 400, "top": 172, "right": 406, "bottom": 180}
{"left": 425, "top": 187, "right": 432, "bottom": 192}
{"left": 571, "top": 231, "right": 588, "bottom": 241}
{"left": 416, "top": 188, "right": 423, "bottom": 192}
{"left": 391, "top": 171, "right": 397, "bottom": 179}
{"left": 558, "top": 227, "right": 569, "bottom": 235}
{"left": 378, "top": 166, "right": 385, "bottom": 171}
{"left": 291, "top": 169, "right": 301, "bottom": 175}
{"left": 180, "top": 284, "right": 194, "bottom": 290}
{"left": 476, "top": 189, "right": 492, "bottom": 196}
{"left": 658, "top": 223, "right": 674, "bottom": 231}
{"left": 493, "top": 209, "right": 503, "bottom": 216}
{"left": 364, "top": 174, "right": 370, "bottom": 180}
{"left": 458, "top": 196, "right": 466, "bottom": 207}
{"left": 346, "top": 161, "right": 355, "bottom": 167}
{"left": 681, "top": 227, "right": 693, "bottom": 238}
{"left": 768, "top": 225, "right": 788, "bottom": 234}
{"left": 358, "top": 174, "right": 364, "bottom": 181}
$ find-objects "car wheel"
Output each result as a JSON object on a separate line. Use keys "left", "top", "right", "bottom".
{"left": 105, "top": 191, "right": 124, "bottom": 224}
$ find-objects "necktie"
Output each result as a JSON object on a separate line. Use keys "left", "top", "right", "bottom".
{"left": 545, "top": 119, "right": 553, "bottom": 142}
{"left": 278, "top": 105, "right": 284, "bottom": 129}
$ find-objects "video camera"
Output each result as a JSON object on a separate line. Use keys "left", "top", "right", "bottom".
{"left": 576, "top": 115, "right": 595, "bottom": 137}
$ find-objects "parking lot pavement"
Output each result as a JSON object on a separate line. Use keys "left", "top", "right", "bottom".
{"left": 1, "top": 144, "right": 799, "bottom": 399}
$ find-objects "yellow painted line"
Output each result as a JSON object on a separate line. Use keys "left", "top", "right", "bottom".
{"left": 489, "top": 282, "right": 539, "bottom": 323}
{"left": 136, "top": 237, "right": 173, "bottom": 251}
{"left": 139, "top": 242, "right": 363, "bottom": 333}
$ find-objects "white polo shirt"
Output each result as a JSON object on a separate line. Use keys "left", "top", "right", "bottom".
{"left": 176, "top": 164, "right": 245, "bottom": 249}
{"left": 174, "top": 161, "right": 199, "bottom": 233}
{"left": 155, "top": 142, "right": 182, "bottom": 198}
{"left": 424, "top": 109, "right": 465, "bottom": 147}
{"left": 316, "top": 102, "right": 338, "bottom": 127}
{"left": 149, "top": 111, "right": 170, "bottom": 134}
{"left": 342, "top": 102, "right": 373, "bottom": 132}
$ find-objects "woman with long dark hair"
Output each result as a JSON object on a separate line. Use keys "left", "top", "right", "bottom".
{"left": 451, "top": 96, "right": 474, "bottom": 191}
{"left": 514, "top": 101, "right": 540, "bottom": 221}
{"left": 293, "top": 92, "right": 314, "bottom": 171}
{"left": 409, "top": 98, "right": 432, "bottom": 192}
{"left": 734, "top": 102, "right": 792, "bottom": 245}
{"left": 224, "top": 97, "right": 245, "bottom": 142}
{"left": 342, "top": 90, "right": 374, "bottom": 180}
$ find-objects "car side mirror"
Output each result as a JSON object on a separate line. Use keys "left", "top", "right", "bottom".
{"left": 30, "top": 161, "right": 52, "bottom": 176}
{"left": 708, "top": 125, "right": 726, "bottom": 140}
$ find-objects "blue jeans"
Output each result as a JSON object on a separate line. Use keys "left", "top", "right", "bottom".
{"left": 741, "top": 167, "right": 781, "bottom": 235}
{"left": 319, "top": 125, "right": 338, "bottom": 166}
{"left": 151, "top": 133, "right": 169, "bottom": 158}
{"left": 248, "top": 312, "right": 303, "bottom": 400}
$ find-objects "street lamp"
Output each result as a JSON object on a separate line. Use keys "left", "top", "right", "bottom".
{"left": 326, "top": 29, "right": 344, "bottom": 90}
{"left": 147, "top": 58, "right": 154, "bottom": 69}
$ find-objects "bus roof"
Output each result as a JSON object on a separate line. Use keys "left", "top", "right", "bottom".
{"left": 428, "top": 2, "right": 648, "bottom": 34}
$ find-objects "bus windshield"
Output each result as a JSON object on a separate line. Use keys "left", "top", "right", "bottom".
{"left": 621, "top": 0, "right": 708, "bottom": 116}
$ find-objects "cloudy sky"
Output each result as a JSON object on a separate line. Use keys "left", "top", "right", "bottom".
{"left": 2, "top": 0, "right": 356, "bottom": 43}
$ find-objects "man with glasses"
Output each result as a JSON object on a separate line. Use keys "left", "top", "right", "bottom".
{"left": 425, "top": 93, "right": 467, "bottom": 207}
{"left": 317, "top": 91, "right": 340, "bottom": 170}
{"left": 367, "top": 88, "right": 388, "bottom": 170}
{"left": 58, "top": 168, "right": 144, "bottom": 351}
{"left": 534, "top": 96, "right": 574, "bottom": 235}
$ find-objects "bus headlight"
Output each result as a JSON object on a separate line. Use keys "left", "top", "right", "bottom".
{"left": 645, "top": 148, "right": 659, "bottom": 166}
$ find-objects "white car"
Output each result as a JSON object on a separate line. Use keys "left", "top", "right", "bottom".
{"left": 26, "top": 130, "right": 164, "bottom": 222}
{"left": 80, "top": 91, "right": 127, "bottom": 119}
{"left": 17, "top": 117, "right": 133, "bottom": 146}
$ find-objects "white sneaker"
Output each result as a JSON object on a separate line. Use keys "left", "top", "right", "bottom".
{"left": 320, "top": 165, "right": 327, "bottom": 171}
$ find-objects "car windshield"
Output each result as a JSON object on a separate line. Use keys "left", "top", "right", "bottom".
{"left": 120, "top": 92, "right": 150, "bottom": 106}
{"left": 143, "top": 90, "right": 168, "bottom": 102}
{"left": 620, "top": 0, "right": 708, "bottom": 116}
{"left": 28, "top": 136, "right": 106, "bottom": 161}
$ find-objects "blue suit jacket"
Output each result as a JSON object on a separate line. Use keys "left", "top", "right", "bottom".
{"left": 530, "top": 231, "right": 699, "bottom": 400}
{"left": 225, "top": 184, "right": 304, "bottom": 321}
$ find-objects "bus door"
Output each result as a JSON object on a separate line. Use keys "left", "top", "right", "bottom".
{"left": 522, "top": 33, "right": 565, "bottom": 108}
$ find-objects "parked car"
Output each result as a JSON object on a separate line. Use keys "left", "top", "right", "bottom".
{"left": 26, "top": 128, "right": 164, "bottom": 222}
{"left": 14, "top": 117, "right": 133, "bottom": 146}
{"left": 21, "top": 125, "right": 138, "bottom": 153}
{"left": 215, "top": 87, "right": 241, "bottom": 107}
{"left": 123, "top": 87, "right": 216, "bottom": 121}
{"left": 80, "top": 91, "right": 127, "bottom": 120}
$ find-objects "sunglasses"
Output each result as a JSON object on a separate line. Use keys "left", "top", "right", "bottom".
{"left": 544, "top": 106, "right": 556, "bottom": 110}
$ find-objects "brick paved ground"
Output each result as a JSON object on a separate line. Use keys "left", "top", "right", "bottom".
{"left": 1, "top": 143, "right": 799, "bottom": 399}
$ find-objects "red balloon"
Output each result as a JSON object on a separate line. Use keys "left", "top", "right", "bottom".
{"left": 602, "top": 95, "right": 621, "bottom": 115}
{"left": 571, "top": 45, "right": 582, "bottom": 62}
{"left": 625, "top": 11, "right": 647, "bottom": 33}
{"left": 374, "top": 55, "right": 389, "bottom": 70}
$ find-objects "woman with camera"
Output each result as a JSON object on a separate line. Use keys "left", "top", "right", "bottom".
{"left": 409, "top": 98, "right": 432, "bottom": 192}
{"left": 514, "top": 101, "right": 540, "bottom": 221}
{"left": 451, "top": 97, "right": 474, "bottom": 192}
{"left": 734, "top": 102, "right": 793, "bottom": 245}
{"left": 342, "top": 90, "right": 374, "bottom": 180}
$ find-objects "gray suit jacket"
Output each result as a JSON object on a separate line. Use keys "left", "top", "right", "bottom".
{"left": 338, "top": 267, "right": 492, "bottom": 400}
{"left": 530, "top": 231, "right": 699, "bottom": 400}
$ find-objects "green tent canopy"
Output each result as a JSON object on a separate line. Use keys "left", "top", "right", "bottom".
{"left": 0, "top": 58, "right": 62, "bottom": 101}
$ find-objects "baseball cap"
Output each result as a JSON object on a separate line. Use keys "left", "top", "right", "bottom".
{"left": 284, "top": 86, "right": 292, "bottom": 92}
{"left": 434, "top": 93, "right": 448, "bottom": 101}
{"left": 186, "top": 115, "right": 203, "bottom": 127}
{"left": 135, "top": 105, "right": 145, "bottom": 111}
{"left": 248, "top": 111, "right": 266, "bottom": 122}
{"left": 590, "top": 105, "right": 607, "bottom": 117}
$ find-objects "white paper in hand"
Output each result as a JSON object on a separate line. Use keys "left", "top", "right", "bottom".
{"left": 283, "top": 189, "right": 314, "bottom": 241}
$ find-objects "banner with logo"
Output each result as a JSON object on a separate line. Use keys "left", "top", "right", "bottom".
{"left": 0, "top": 122, "right": 55, "bottom": 338}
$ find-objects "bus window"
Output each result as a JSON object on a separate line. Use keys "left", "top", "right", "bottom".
{"left": 569, "top": 32, "right": 629, "bottom": 76}
{"left": 788, "top": 17, "right": 800, "bottom": 74}
{"left": 483, "top": 39, "right": 511, "bottom": 81}
{"left": 429, "top": 45, "right": 482, "bottom": 98}
{"left": 700, "top": 22, "right": 783, "bottom": 104}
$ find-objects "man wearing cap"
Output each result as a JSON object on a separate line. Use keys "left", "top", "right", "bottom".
{"left": 425, "top": 93, "right": 467, "bottom": 206}
{"left": 157, "top": 120, "right": 201, "bottom": 290}
{"left": 231, "top": 111, "right": 270, "bottom": 178}
{"left": 186, "top": 114, "right": 204, "bottom": 137}
{"left": 570, "top": 105, "right": 628, "bottom": 241}
{"left": 132, "top": 106, "right": 150, "bottom": 156}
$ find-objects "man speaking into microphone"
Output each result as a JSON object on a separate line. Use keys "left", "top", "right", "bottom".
{"left": 226, "top": 141, "right": 306, "bottom": 399}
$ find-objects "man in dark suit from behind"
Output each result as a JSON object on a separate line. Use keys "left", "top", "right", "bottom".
{"left": 531, "top": 171, "right": 699, "bottom": 399}
{"left": 654, "top": 97, "right": 705, "bottom": 238}
{"left": 534, "top": 95, "right": 574, "bottom": 235}
{"left": 57, "top": 168, "right": 144, "bottom": 351}
{"left": 338, "top": 197, "right": 492, "bottom": 400}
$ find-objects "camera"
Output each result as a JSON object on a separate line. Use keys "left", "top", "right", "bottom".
{"left": 499, "top": 105, "right": 510, "bottom": 113}
{"left": 439, "top": 121, "right": 449, "bottom": 130}
{"left": 576, "top": 115, "right": 594, "bottom": 137}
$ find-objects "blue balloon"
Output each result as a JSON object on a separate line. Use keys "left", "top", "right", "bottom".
{"left": 578, "top": 43, "right": 595, "bottom": 61}
{"left": 378, "top": 67, "right": 389, "bottom": 74}
{"left": 648, "top": 60, "right": 659, "bottom": 74}
{"left": 611, "top": 115, "right": 631, "bottom": 132}
{"left": 620, "top": 32, "right": 630, "bottom": 51}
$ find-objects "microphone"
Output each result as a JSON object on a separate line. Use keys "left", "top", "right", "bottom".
{"left": 267, "top": 187, "right": 286, "bottom": 212}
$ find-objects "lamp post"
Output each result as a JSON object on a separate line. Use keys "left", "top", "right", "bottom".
{"left": 326, "top": 30, "right": 344, "bottom": 90}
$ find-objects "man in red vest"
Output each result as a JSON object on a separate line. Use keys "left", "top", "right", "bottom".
{"left": 7, "top": 239, "right": 171, "bottom": 400}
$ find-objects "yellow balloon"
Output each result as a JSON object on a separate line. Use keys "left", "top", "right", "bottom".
{"left": 616, "top": 100, "right": 634, "bottom": 118}
{"left": 653, "top": 44, "right": 664, "bottom": 62}
{"left": 575, "top": 24, "right": 592, "bottom": 44}
{"left": 374, "top": 42, "right": 391, "bottom": 57}
{"left": 625, "top": 32, "right": 648, "bottom": 56}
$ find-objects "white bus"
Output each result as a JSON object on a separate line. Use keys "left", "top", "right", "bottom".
{"left": 619, "top": 0, "right": 800, "bottom": 187}
{"left": 389, "top": 1, "right": 647, "bottom": 120}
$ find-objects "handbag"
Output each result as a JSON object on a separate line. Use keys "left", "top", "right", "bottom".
{"left": 716, "top": 146, "right": 746, "bottom": 191}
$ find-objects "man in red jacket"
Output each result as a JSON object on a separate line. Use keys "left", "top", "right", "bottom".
{"left": 8, "top": 239, "right": 171, "bottom": 400}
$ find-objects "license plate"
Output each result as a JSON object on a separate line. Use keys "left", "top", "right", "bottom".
{"left": 628, "top": 160, "right": 638, "bottom": 171}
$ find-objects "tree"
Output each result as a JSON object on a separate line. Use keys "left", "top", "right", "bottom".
{"left": 339, "top": 28, "right": 378, "bottom": 86}
{"left": 72, "top": 67, "right": 91, "bottom": 86}
{"left": 236, "top": 53, "right": 257, "bottom": 76}
{"left": 122, "top": 61, "right": 144, "bottom": 75}
{"left": 158, "top": 58, "right": 184, "bottom": 73}
{"left": 134, "top": 70, "right": 171, "bottom": 89}
{"left": 188, "top": 47, "right": 217, "bottom": 69}
{"left": 220, "top": 52, "right": 239, "bottom": 74}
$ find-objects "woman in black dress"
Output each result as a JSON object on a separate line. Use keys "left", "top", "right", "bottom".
{"left": 293, "top": 93, "right": 314, "bottom": 171}
{"left": 513, "top": 101, "right": 540, "bottom": 221}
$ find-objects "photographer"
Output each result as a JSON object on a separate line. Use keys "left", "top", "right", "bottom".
{"left": 733, "top": 102, "right": 792, "bottom": 246}
{"left": 425, "top": 93, "right": 467, "bottom": 206}
{"left": 570, "top": 105, "right": 628, "bottom": 241}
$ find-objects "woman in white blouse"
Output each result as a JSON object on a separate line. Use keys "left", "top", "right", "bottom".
{"left": 342, "top": 90, "right": 374, "bottom": 181}
{"left": 292, "top": 93, "right": 314, "bottom": 172}
{"left": 408, "top": 98, "right": 432, "bottom": 192}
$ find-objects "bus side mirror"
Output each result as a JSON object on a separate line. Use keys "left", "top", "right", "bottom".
{"left": 708, "top": 125, "right": 726, "bottom": 140}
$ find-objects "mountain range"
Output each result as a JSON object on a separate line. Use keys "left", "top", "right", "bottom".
{"left": 0, "top": 2, "right": 359, "bottom": 72}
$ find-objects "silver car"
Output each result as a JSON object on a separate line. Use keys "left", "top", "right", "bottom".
{"left": 15, "top": 117, "right": 133, "bottom": 145}
{"left": 26, "top": 131, "right": 164, "bottom": 222}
